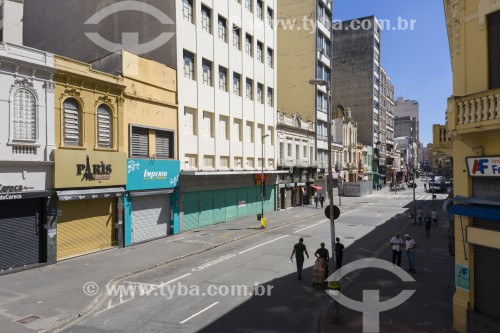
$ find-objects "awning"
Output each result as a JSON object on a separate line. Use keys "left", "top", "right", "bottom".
{"left": 310, "top": 185, "right": 323, "bottom": 190}
{"left": 450, "top": 204, "right": 500, "bottom": 222}
{"left": 57, "top": 187, "right": 125, "bottom": 201}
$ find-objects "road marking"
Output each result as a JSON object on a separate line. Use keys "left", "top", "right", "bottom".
{"left": 180, "top": 302, "right": 219, "bottom": 324}
{"left": 294, "top": 220, "right": 326, "bottom": 234}
{"left": 238, "top": 235, "right": 289, "bottom": 254}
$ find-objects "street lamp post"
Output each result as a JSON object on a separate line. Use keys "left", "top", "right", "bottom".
{"left": 309, "top": 79, "right": 335, "bottom": 260}
{"left": 261, "top": 134, "right": 270, "bottom": 220}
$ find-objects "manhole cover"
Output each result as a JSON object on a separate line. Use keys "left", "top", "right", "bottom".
{"left": 17, "top": 315, "right": 40, "bottom": 324}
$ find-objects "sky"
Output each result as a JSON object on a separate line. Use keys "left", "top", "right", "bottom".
{"left": 333, "top": 0, "right": 452, "bottom": 146}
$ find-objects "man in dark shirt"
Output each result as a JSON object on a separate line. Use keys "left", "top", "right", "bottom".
{"left": 315, "top": 242, "right": 330, "bottom": 279}
{"left": 290, "top": 238, "right": 309, "bottom": 280}
{"left": 335, "top": 237, "right": 345, "bottom": 269}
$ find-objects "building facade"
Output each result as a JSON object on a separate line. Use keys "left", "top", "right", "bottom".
{"left": 380, "top": 67, "right": 396, "bottom": 184}
{"left": 394, "top": 116, "right": 419, "bottom": 170}
{"left": 332, "top": 16, "right": 384, "bottom": 188}
{"left": 0, "top": 0, "right": 23, "bottom": 44}
{"left": 52, "top": 56, "right": 126, "bottom": 261}
{"left": 277, "top": 0, "right": 333, "bottom": 173}
{"left": 276, "top": 111, "right": 316, "bottom": 209}
{"left": 91, "top": 50, "right": 181, "bottom": 246}
{"left": 394, "top": 96, "right": 420, "bottom": 167}
{"left": 0, "top": 43, "right": 55, "bottom": 270}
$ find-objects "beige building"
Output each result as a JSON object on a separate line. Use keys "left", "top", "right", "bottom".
{"left": 434, "top": 1, "right": 500, "bottom": 332}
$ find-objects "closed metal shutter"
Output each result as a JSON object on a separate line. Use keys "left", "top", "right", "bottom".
{"left": 155, "top": 130, "right": 173, "bottom": 159}
{"left": 199, "top": 191, "right": 214, "bottom": 228}
{"left": 474, "top": 245, "right": 500, "bottom": 321}
{"left": 225, "top": 189, "right": 238, "bottom": 221}
{"left": 472, "top": 178, "right": 500, "bottom": 197}
{"left": 183, "top": 192, "right": 199, "bottom": 231}
{"left": 132, "top": 194, "right": 169, "bottom": 243}
{"left": 265, "top": 186, "right": 275, "bottom": 212}
{"left": 247, "top": 187, "right": 258, "bottom": 215}
{"left": 131, "top": 126, "right": 149, "bottom": 158}
{"left": 213, "top": 189, "right": 226, "bottom": 223}
{"left": 0, "top": 199, "right": 43, "bottom": 270}
{"left": 57, "top": 199, "right": 115, "bottom": 261}
{"left": 237, "top": 188, "right": 248, "bottom": 218}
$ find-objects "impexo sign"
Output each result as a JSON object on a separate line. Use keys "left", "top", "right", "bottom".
{"left": 466, "top": 156, "right": 500, "bottom": 177}
{"left": 126, "top": 159, "right": 180, "bottom": 191}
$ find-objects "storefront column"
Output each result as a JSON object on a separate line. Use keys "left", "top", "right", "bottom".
{"left": 170, "top": 189, "right": 180, "bottom": 235}
{"left": 46, "top": 195, "right": 58, "bottom": 265}
{"left": 117, "top": 196, "right": 124, "bottom": 248}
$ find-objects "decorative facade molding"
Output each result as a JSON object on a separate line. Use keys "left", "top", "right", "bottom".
{"left": 13, "top": 78, "right": 34, "bottom": 89}
{"left": 478, "top": 0, "right": 500, "bottom": 30}
{"left": 446, "top": 0, "right": 464, "bottom": 57}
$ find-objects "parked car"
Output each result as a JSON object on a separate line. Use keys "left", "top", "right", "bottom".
{"left": 430, "top": 176, "right": 446, "bottom": 193}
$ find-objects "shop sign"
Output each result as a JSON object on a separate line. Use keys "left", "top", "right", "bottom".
{"left": 466, "top": 156, "right": 500, "bottom": 177}
{"left": 54, "top": 150, "right": 127, "bottom": 188}
{"left": 126, "top": 159, "right": 181, "bottom": 191}
{"left": 0, "top": 185, "right": 33, "bottom": 193}
{"left": 455, "top": 264, "right": 470, "bottom": 291}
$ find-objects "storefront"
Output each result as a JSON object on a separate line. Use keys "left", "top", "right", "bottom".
{"left": 124, "top": 159, "right": 180, "bottom": 246}
{"left": 0, "top": 186, "right": 51, "bottom": 270}
{"left": 54, "top": 150, "right": 126, "bottom": 261}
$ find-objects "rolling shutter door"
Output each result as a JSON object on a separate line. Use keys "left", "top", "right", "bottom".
{"left": 213, "top": 189, "right": 226, "bottom": 223}
{"left": 265, "top": 186, "right": 275, "bottom": 212}
{"left": 57, "top": 199, "right": 115, "bottom": 260}
{"left": 474, "top": 245, "right": 500, "bottom": 321}
{"left": 183, "top": 192, "right": 199, "bottom": 231}
{"left": 199, "top": 191, "right": 214, "bottom": 228}
{"left": 237, "top": 188, "right": 248, "bottom": 218}
{"left": 132, "top": 194, "right": 169, "bottom": 243}
{"left": 226, "top": 189, "right": 238, "bottom": 221}
{"left": 0, "top": 199, "right": 43, "bottom": 270}
{"left": 247, "top": 186, "right": 258, "bottom": 215}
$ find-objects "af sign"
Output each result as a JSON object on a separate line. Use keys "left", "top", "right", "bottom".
{"left": 466, "top": 156, "right": 500, "bottom": 177}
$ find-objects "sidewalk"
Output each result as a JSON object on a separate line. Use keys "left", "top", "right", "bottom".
{"left": 0, "top": 191, "right": 382, "bottom": 333}
{"left": 322, "top": 197, "right": 457, "bottom": 333}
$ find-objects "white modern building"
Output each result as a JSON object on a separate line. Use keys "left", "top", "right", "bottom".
{"left": 0, "top": 0, "right": 24, "bottom": 44}
{"left": 0, "top": 42, "right": 56, "bottom": 270}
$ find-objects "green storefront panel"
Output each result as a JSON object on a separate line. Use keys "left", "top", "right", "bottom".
{"left": 237, "top": 188, "right": 248, "bottom": 218}
{"left": 226, "top": 189, "right": 238, "bottom": 221}
{"left": 247, "top": 186, "right": 259, "bottom": 215}
{"left": 264, "top": 186, "right": 275, "bottom": 213}
{"left": 183, "top": 192, "right": 199, "bottom": 231}
{"left": 199, "top": 191, "right": 214, "bottom": 227}
{"left": 213, "top": 189, "right": 226, "bottom": 223}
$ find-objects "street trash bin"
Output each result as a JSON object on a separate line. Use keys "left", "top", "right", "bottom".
{"left": 261, "top": 218, "right": 267, "bottom": 229}
{"left": 257, "top": 213, "right": 262, "bottom": 221}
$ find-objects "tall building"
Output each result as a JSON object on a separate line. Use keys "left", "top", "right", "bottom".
{"left": 394, "top": 116, "right": 418, "bottom": 168}
{"left": 394, "top": 97, "right": 420, "bottom": 164}
{"left": 433, "top": 2, "right": 500, "bottom": 332}
{"left": 23, "top": 0, "right": 280, "bottom": 232}
{"left": 332, "top": 16, "right": 383, "bottom": 187}
{"left": 0, "top": 0, "right": 23, "bottom": 44}
{"left": 380, "top": 67, "right": 395, "bottom": 183}
{"left": 277, "top": 0, "right": 333, "bottom": 172}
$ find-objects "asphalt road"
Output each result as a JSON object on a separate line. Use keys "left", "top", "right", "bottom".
{"left": 62, "top": 184, "right": 446, "bottom": 333}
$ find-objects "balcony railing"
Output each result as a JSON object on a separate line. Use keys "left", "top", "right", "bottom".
{"left": 456, "top": 89, "right": 500, "bottom": 126}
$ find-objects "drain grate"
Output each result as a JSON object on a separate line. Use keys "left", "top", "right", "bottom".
{"left": 17, "top": 315, "right": 40, "bottom": 324}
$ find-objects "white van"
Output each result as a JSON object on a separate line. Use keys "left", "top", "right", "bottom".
{"left": 430, "top": 176, "right": 445, "bottom": 193}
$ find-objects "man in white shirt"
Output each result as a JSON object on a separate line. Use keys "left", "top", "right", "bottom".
{"left": 431, "top": 208, "right": 439, "bottom": 228}
{"left": 405, "top": 234, "right": 417, "bottom": 273}
{"left": 416, "top": 207, "right": 423, "bottom": 226}
{"left": 390, "top": 233, "right": 405, "bottom": 266}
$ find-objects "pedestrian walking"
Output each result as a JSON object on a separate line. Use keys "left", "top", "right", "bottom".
{"left": 290, "top": 238, "right": 309, "bottom": 280}
{"left": 405, "top": 234, "right": 417, "bottom": 273}
{"left": 335, "top": 237, "right": 345, "bottom": 269}
{"left": 315, "top": 242, "right": 330, "bottom": 279}
{"left": 424, "top": 213, "right": 432, "bottom": 238}
{"left": 417, "top": 207, "right": 423, "bottom": 226}
{"left": 424, "top": 182, "right": 427, "bottom": 191}
{"left": 390, "top": 233, "right": 405, "bottom": 266}
{"left": 314, "top": 195, "right": 319, "bottom": 208}
{"left": 319, "top": 194, "right": 325, "bottom": 208}
{"left": 431, "top": 208, "right": 439, "bottom": 228}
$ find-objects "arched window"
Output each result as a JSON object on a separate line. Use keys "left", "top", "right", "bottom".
{"left": 12, "top": 89, "right": 37, "bottom": 141}
{"left": 97, "top": 104, "right": 112, "bottom": 148}
{"left": 63, "top": 98, "right": 81, "bottom": 146}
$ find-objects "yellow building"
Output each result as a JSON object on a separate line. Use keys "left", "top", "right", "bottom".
{"left": 53, "top": 56, "right": 126, "bottom": 261}
{"left": 435, "top": 2, "right": 500, "bottom": 332}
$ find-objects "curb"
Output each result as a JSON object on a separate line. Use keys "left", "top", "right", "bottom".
{"left": 48, "top": 210, "right": 326, "bottom": 333}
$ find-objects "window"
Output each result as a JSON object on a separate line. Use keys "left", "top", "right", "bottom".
{"left": 202, "top": 58, "right": 213, "bottom": 86}
{"left": 257, "top": 0, "right": 263, "bottom": 20}
{"left": 233, "top": 72, "right": 241, "bottom": 96}
{"left": 245, "top": 0, "right": 253, "bottom": 12}
{"left": 257, "top": 83, "right": 264, "bottom": 103}
{"left": 219, "top": 116, "right": 228, "bottom": 140}
{"left": 156, "top": 130, "right": 174, "bottom": 159}
{"left": 183, "top": 50, "right": 195, "bottom": 79}
{"left": 131, "top": 126, "right": 149, "bottom": 158}
{"left": 267, "top": 47, "right": 274, "bottom": 68}
{"left": 488, "top": 10, "right": 500, "bottom": 89}
{"left": 203, "top": 112, "right": 213, "bottom": 138}
{"left": 267, "top": 87, "right": 274, "bottom": 107}
{"left": 258, "top": 158, "right": 263, "bottom": 168}
{"left": 185, "top": 154, "right": 198, "bottom": 169}
{"left": 220, "top": 156, "right": 230, "bottom": 168}
{"left": 257, "top": 125, "right": 264, "bottom": 142}
{"left": 296, "top": 144, "right": 300, "bottom": 160}
{"left": 267, "top": 7, "right": 273, "bottom": 28}
{"left": 97, "top": 104, "right": 112, "bottom": 148}
{"left": 303, "top": 146, "right": 307, "bottom": 159}
{"left": 247, "top": 158, "right": 255, "bottom": 168}
{"left": 183, "top": 0, "right": 193, "bottom": 23}
{"left": 245, "top": 34, "right": 253, "bottom": 57}
{"left": 12, "top": 89, "right": 36, "bottom": 141}
{"left": 287, "top": 143, "right": 292, "bottom": 157}
{"left": 246, "top": 121, "right": 254, "bottom": 143}
{"left": 246, "top": 78, "right": 253, "bottom": 100}
{"left": 317, "top": 32, "right": 331, "bottom": 57}
{"left": 234, "top": 157, "right": 243, "bottom": 169}
{"left": 257, "top": 41, "right": 263, "bottom": 62}
{"left": 204, "top": 155, "right": 215, "bottom": 168}
{"left": 219, "top": 66, "right": 228, "bottom": 91}
{"left": 218, "top": 15, "right": 227, "bottom": 42}
{"left": 234, "top": 119, "right": 242, "bottom": 141}
{"left": 201, "top": 5, "right": 212, "bottom": 33}
{"left": 63, "top": 98, "right": 81, "bottom": 146}
{"left": 279, "top": 143, "right": 284, "bottom": 159}
{"left": 233, "top": 25, "right": 241, "bottom": 49}
{"left": 184, "top": 109, "right": 196, "bottom": 135}
{"left": 267, "top": 126, "right": 274, "bottom": 144}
